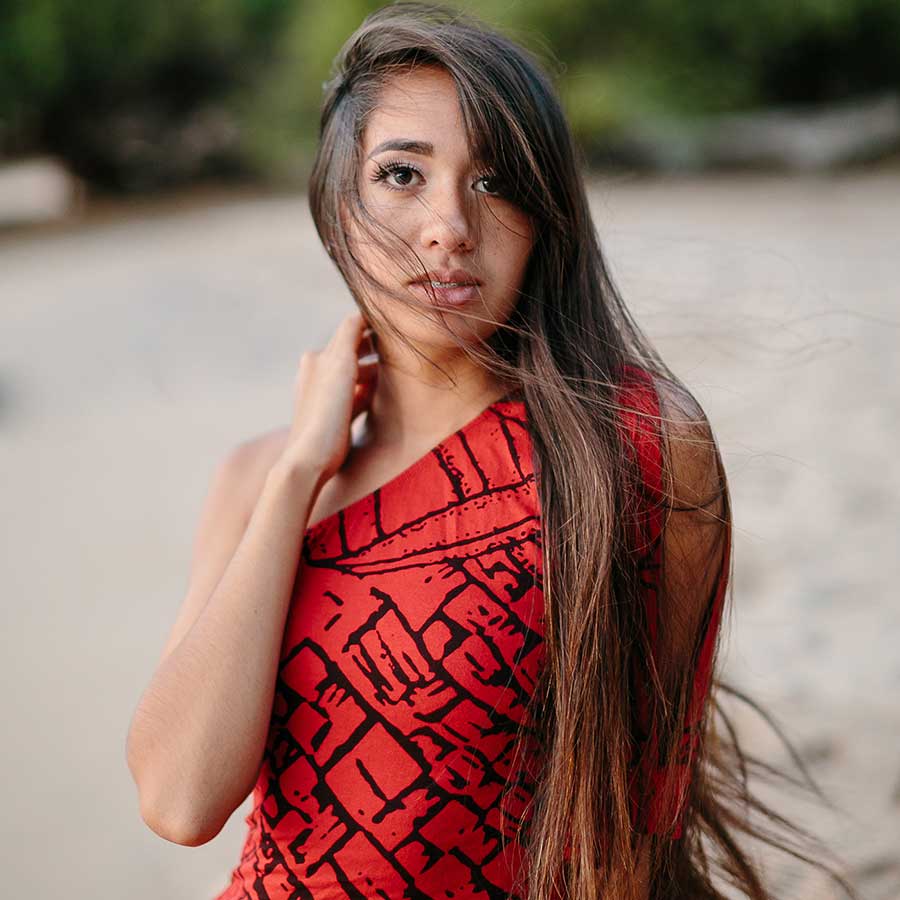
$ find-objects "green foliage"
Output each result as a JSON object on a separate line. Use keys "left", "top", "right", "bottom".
{"left": 233, "top": 0, "right": 385, "bottom": 181}
{"left": 1, "top": 0, "right": 898, "bottom": 187}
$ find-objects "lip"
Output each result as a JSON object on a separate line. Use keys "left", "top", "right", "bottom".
{"left": 411, "top": 268, "right": 481, "bottom": 286}
{"left": 410, "top": 282, "right": 481, "bottom": 306}
{"left": 409, "top": 268, "right": 482, "bottom": 307}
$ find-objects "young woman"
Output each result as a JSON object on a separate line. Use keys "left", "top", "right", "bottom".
{"left": 126, "top": 4, "right": 858, "bottom": 899}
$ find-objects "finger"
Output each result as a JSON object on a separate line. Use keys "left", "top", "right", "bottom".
{"left": 343, "top": 313, "right": 372, "bottom": 359}
{"left": 324, "top": 311, "right": 365, "bottom": 353}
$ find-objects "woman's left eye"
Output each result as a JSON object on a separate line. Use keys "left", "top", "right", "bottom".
{"left": 474, "top": 173, "right": 506, "bottom": 196}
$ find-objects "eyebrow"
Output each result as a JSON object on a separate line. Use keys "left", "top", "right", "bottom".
{"left": 366, "top": 138, "right": 434, "bottom": 160}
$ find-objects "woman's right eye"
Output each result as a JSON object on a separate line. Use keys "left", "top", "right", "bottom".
{"left": 369, "top": 160, "right": 423, "bottom": 191}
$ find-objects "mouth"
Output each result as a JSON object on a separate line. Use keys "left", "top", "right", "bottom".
{"left": 409, "top": 269, "right": 482, "bottom": 307}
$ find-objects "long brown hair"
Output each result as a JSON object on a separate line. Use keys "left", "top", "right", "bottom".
{"left": 307, "top": 3, "right": 860, "bottom": 898}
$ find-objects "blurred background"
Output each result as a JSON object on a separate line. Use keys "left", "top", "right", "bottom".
{"left": 1, "top": 1, "right": 898, "bottom": 897}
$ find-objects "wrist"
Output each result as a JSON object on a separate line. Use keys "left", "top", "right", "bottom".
{"left": 267, "top": 453, "right": 327, "bottom": 500}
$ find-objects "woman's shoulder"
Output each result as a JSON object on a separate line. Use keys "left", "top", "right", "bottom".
{"left": 235, "top": 425, "right": 291, "bottom": 466}
{"left": 612, "top": 363, "right": 726, "bottom": 532}
{"left": 222, "top": 425, "right": 292, "bottom": 510}
{"left": 616, "top": 361, "right": 711, "bottom": 428}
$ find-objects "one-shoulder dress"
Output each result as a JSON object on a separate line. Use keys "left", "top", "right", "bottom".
{"left": 212, "top": 364, "right": 730, "bottom": 900}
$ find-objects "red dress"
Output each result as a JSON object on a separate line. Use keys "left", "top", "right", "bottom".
{"left": 213, "top": 365, "right": 729, "bottom": 899}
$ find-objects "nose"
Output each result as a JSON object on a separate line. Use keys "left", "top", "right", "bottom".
{"left": 418, "top": 182, "right": 476, "bottom": 253}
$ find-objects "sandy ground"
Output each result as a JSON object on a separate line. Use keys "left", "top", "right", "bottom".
{"left": 1, "top": 171, "right": 898, "bottom": 899}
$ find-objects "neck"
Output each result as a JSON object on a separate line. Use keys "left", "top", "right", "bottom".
{"left": 361, "top": 360, "right": 511, "bottom": 451}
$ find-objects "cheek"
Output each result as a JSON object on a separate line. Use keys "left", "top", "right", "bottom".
{"left": 484, "top": 204, "right": 533, "bottom": 250}
{"left": 353, "top": 189, "right": 418, "bottom": 255}
{"left": 344, "top": 208, "right": 395, "bottom": 269}
{"left": 494, "top": 214, "right": 534, "bottom": 279}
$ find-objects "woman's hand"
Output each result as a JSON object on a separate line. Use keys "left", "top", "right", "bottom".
{"left": 277, "top": 311, "right": 379, "bottom": 483}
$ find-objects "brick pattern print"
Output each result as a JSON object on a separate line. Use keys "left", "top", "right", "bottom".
{"left": 213, "top": 368, "right": 728, "bottom": 898}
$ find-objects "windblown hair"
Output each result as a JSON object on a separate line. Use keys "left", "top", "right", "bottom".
{"left": 307, "top": 3, "right": 859, "bottom": 899}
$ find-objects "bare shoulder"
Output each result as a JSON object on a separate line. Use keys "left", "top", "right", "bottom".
{"left": 224, "top": 425, "right": 291, "bottom": 508}
{"left": 650, "top": 374, "right": 709, "bottom": 433}
{"left": 155, "top": 424, "right": 290, "bottom": 665}
{"left": 646, "top": 376, "right": 730, "bottom": 671}
{"left": 649, "top": 375, "right": 724, "bottom": 509}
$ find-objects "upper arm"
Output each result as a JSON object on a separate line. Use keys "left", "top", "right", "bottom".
{"left": 156, "top": 429, "right": 289, "bottom": 666}
{"left": 654, "top": 382, "right": 730, "bottom": 695}
{"left": 620, "top": 370, "right": 732, "bottom": 839}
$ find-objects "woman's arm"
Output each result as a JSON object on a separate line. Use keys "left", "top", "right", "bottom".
{"left": 125, "top": 441, "right": 323, "bottom": 846}
{"left": 632, "top": 376, "right": 731, "bottom": 839}
{"left": 125, "top": 312, "right": 374, "bottom": 847}
{"left": 656, "top": 383, "right": 730, "bottom": 683}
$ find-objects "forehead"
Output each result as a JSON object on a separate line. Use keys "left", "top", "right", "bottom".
{"left": 362, "top": 66, "right": 470, "bottom": 158}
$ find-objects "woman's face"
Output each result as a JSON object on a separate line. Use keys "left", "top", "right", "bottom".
{"left": 350, "top": 65, "right": 535, "bottom": 354}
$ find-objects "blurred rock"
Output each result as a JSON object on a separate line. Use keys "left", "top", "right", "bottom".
{"left": 0, "top": 156, "right": 84, "bottom": 227}
{"left": 614, "top": 93, "right": 900, "bottom": 171}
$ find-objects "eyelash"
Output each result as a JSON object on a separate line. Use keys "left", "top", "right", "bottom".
{"left": 369, "top": 157, "right": 505, "bottom": 196}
